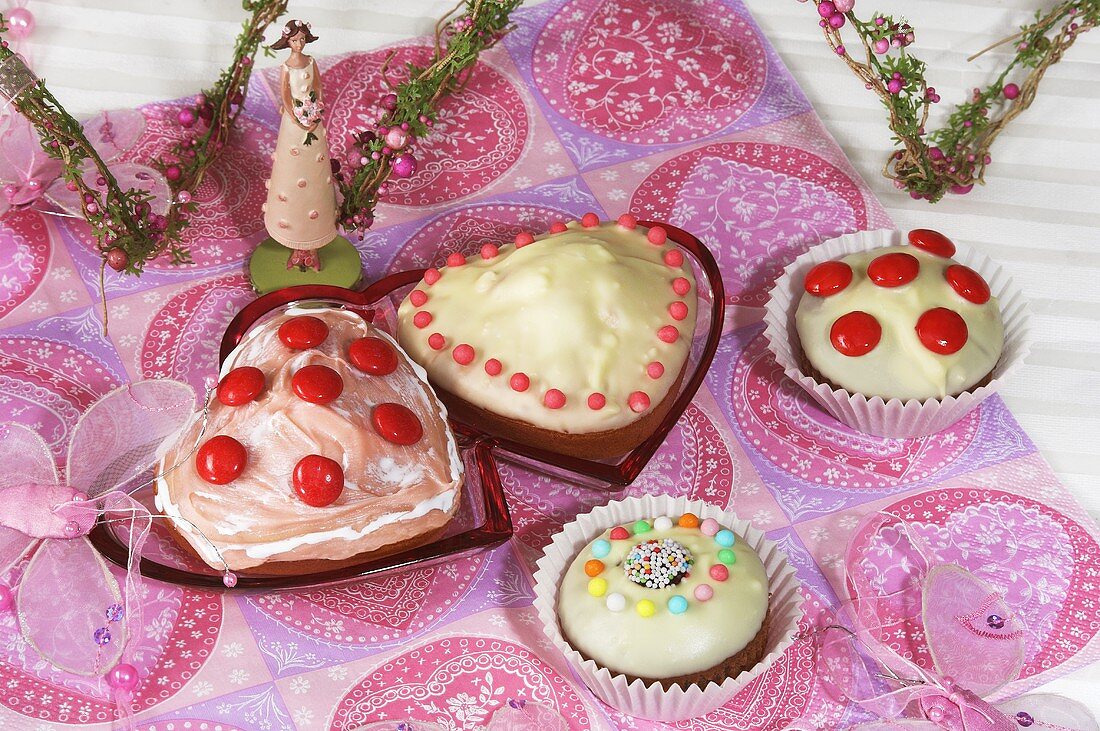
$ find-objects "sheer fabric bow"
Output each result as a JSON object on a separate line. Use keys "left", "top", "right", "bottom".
{"left": 0, "top": 380, "right": 195, "bottom": 727}
{"left": 800, "top": 512, "right": 1098, "bottom": 731}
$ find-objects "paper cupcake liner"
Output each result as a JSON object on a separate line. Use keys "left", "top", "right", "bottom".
{"left": 532, "top": 495, "right": 803, "bottom": 722}
{"left": 763, "top": 229, "right": 1033, "bottom": 438}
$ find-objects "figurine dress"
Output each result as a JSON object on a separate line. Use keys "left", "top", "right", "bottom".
{"left": 263, "top": 57, "right": 338, "bottom": 268}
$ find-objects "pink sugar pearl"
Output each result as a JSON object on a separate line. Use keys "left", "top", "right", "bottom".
{"left": 700, "top": 518, "right": 721, "bottom": 536}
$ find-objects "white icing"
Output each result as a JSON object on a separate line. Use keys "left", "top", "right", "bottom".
{"left": 396, "top": 221, "right": 697, "bottom": 433}
{"left": 795, "top": 245, "right": 1004, "bottom": 401}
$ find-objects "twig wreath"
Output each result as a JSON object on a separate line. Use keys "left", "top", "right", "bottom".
{"left": 806, "top": 0, "right": 1098, "bottom": 202}
{"left": 0, "top": 0, "right": 520, "bottom": 280}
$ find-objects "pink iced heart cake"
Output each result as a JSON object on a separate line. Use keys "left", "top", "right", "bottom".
{"left": 155, "top": 307, "right": 463, "bottom": 572}
{"left": 395, "top": 214, "right": 698, "bottom": 459}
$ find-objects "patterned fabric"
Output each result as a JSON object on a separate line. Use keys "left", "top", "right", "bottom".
{"left": 0, "top": 1, "right": 1096, "bottom": 729}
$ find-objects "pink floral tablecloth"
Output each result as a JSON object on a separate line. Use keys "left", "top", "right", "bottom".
{"left": 0, "top": 0, "right": 1097, "bottom": 729}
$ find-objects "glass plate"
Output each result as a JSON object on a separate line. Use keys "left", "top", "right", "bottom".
{"left": 219, "top": 221, "right": 725, "bottom": 487}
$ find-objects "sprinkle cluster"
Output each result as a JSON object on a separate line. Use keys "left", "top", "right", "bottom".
{"left": 623, "top": 539, "right": 693, "bottom": 588}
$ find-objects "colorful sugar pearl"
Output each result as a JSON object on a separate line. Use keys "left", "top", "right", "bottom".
{"left": 588, "top": 578, "right": 607, "bottom": 597}
{"left": 653, "top": 516, "right": 673, "bottom": 531}
{"left": 694, "top": 584, "right": 714, "bottom": 602}
{"left": 718, "top": 548, "right": 737, "bottom": 565}
{"left": 668, "top": 595, "right": 689, "bottom": 614}
{"left": 636, "top": 599, "right": 656, "bottom": 618}
{"left": 700, "top": 518, "right": 721, "bottom": 536}
{"left": 609, "top": 526, "right": 630, "bottom": 540}
{"left": 678, "top": 513, "right": 700, "bottom": 528}
{"left": 715, "top": 529, "right": 736, "bottom": 547}
{"left": 591, "top": 539, "right": 611, "bottom": 558}
{"left": 605, "top": 593, "right": 626, "bottom": 612}
{"left": 633, "top": 520, "right": 652, "bottom": 535}
{"left": 709, "top": 564, "right": 729, "bottom": 582}
{"left": 624, "top": 539, "right": 693, "bottom": 588}
{"left": 584, "top": 559, "right": 605, "bottom": 577}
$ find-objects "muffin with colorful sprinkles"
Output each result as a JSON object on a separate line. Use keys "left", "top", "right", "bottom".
{"left": 556, "top": 511, "right": 770, "bottom": 688}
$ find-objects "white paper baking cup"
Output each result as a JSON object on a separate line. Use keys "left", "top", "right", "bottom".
{"left": 532, "top": 495, "right": 803, "bottom": 722}
{"left": 762, "top": 229, "right": 1032, "bottom": 438}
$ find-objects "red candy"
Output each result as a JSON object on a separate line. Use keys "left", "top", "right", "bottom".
{"left": 413, "top": 311, "right": 432, "bottom": 329}
{"left": 349, "top": 337, "right": 398, "bottom": 375}
{"left": 709, "top": 564, "right": 729, "bottom": 582}
{"left": 658, "top": 325, "right": 679, "bottom": 343}
{"left": 278, "top": 316, "right": 328, "bottom": 350}
{"left": 509, "top": 373, "right": 530, "bottom": 392}
{"left": 672, "top": 277, "right": 691, "bottom": 296}
{"left": 945, "top": 264, "right": 991, "bottom": 304}
{"left": 908, "top": 228, "right": 957, "bottom": 258}
{"left": 292, "top": 454, "right": 344, "bottom": 507}
{"left": 867, "top": 252, "right": 920, "bottom": 287}
{"left": 514, "top": 231, "right": 535, "bottom": 247}
{"left": 484, "top": 358, "right": 502, "bottom": 376}
{"left": 428, "top": 333, "right": 446, "bottom": 350}
{"left": 916, "top": 307, "right": 969, "bottom": 354}
{"left": 609, "top": 526, "right": 630, "bottom": 540}
{"left": 804, "top": 261, "right": 853, "bottom": 297}
{"left": 372, "top": 403, "right": 424, "bottom": 445}
{"left": 196, "top": 435, "right": 246, "bottom": 485}
{"left": 480, "top": 243, "right": 499, "bottom": 259}
{"left": 543, "top": 389, "right": 566, "bottom": 409}
{"left": 452, "top": 343, "right": 475, "bottom": 365}
{"left": 647, "top": 361, "right": 665, "bottom": 379}
{"left": 664, "top": 250, "right": 684, "bottom": 267}
{"left": 549, "top": 221, "right": 568, "bottom": 233}
{"left": 669, "top": 301, "right": 688, "bottom": 320}
{"left": 217, "top": 366, "right": 265, "bottom": 406}
{"left": 647, "top": 226, "right": 667, "bottom": 245}
{"left": 292, "top": 364, "right": 343, "bottom": 404}
{"left": 423, "top": 268, "right": 441, "bottom": 285}
{"left": 409, "top": 290, "right": 428, "bottom": 307}
{"left": 617, "top": 214, "right": 637, "bottom": 229}
{"left": 830, "top": 311, "right": 882, "bottom": 356}
{"left": 628, "top": 391, "right": 651, "bottom": 413}
{"left": 446, "top": 252, "right": 466, "bottom": 267}
{"left": 587, "top": 392, "right": 606, "bottom": 410}
{"left": 581, "top": 212, "right": 600, "bottom": 228}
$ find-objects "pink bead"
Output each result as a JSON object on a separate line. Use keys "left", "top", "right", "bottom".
{"left": 587, "top": 392, "right": 606, "bottom": 410}
{"left": 709, "top": 564, "right": 729, "bottom": 582}
{"left": 549, "top": 221, "right": 568, "bottom": 233}
{"left": 86, "top": 202, "right": 99, "bottom": 215}
{"left": 177, "top": 108, "right": 196, "bottom": 128}
{"left": 658, "top": 325, "right": 679, "bottom": 343}
{"left": 391, "top": 153, "right": 417, "bottom": 178}
{"left": 380, "top": 93, "right": 398, "bottom": 111}
{"left": 6, "top": 7, "right": 34, "bottom": 39}
{"left": 1003, "top": 83, "right": 1020, "bottom": 100}
{"left": 664, "top": 250, "right": 684, "bottom": 267}
{"left": 428, "top": 333, "right": 445, "bottom": 350}
{"left": 452, "top": 344, "right": 475, "bottom": 365}
{"left": 107, "top": 663, "right": 139, "bottom": 691}
{"left": 165, "top": 165, "right": 182, "bottom": 182}
{"left": 833, "top": 0, "right": 854, "bottom": 11}
{"left": 423, "top": 268, "right": 441, "bottom": 285}
{"left": 628, "top": 391, "right": 650, "bottom": 413}
{"left": 647, "top": 361, "right": 664, "bottom": 379}
{"left": 480, "top": 243, "right": 499, "bottom": 259}
{"left": 413, "top": 311, "right": 432, "bottom": 328}
{"left": 647, "top": 226, "right": 667, "bottom": 245}
{"left": 543, "top": 389, "right": 566, "bottom": 409}
{"left": 222, "top": 571, "right": 238, "bottom": 588}
{"left": 887, "top": 78, "right": 903, "bottom": 94}
{"left": 514, "top": 231, "right": 534, "bottom": 247}
{"left": 673, "top": 277, "right": 691, "bottom": 296}
{"left": 484, "top": 358, "right": 502, "bottom": 376}
{"left": 617, "top": 214, "right": 637, "bottom": 229}
{"left": 446, "top": 252, "right": 466, "bottom": 267}
{"left": 669, "top": 301, "right": 688, "bottom": 321}
{"left": 385, "top": 128, "right": 409, "bottom": 150}
{"left": 581, "top": 212, "right": 600, "bottom": 227}
{"left": 694, "top": 584, "right": 714, "bottom": 602}
{"left": 828, "top": 11, "right": 845, "bottom": 28}
{"left": 509, "top": 373, "right": 530, "bottom": 392}
{"left": 177, "top": 190, "right": 192, "bottom": 204}
{"left": 817, "top": 1, "right": 835, "bottom": 18}
{"left": 874, "top": 38, "right": 889, "bottom": 54}
{"left": 0, "top": 586, "right": 12, "bottom": 610}
{"left": 410, "top": 290, "right": 428, "bottom": 307}
{"left": 700, "top": 518, "right": 721, "bottom": 536}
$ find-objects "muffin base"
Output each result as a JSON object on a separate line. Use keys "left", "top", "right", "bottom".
{"left": 798, "top": 352, "right": 994, "bottom": 403}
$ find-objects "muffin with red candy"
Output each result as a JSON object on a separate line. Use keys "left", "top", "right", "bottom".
{"left": 765, "top": 229, "right": 1030, "bottom": 437}
{"left": 395, "top": 212, "right": 698, "bottom": 460}
{"left": 154, "top": 307, "right": 463, "bottom": 574}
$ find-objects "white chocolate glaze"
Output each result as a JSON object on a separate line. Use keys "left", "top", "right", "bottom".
{"left": 795, "top": 245, "right": 1004, "bottom": 401}
{"left": 557, "top": 520, "right": 768, "bottom": 680}
{"left": 155, "top": 308, "right": 463, "bottom": 571}
{"left": 396, "top": 221, "right": 697, "bottom": 433}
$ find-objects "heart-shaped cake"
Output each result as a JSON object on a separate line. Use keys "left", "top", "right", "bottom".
{"left": 395, "top": 214, "right": 698, "bottom": 459}
{"left": 155, "top": 307, "right": 463, "bottom": 572}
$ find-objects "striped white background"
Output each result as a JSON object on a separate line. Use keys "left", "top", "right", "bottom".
{"left": 18, "top": 0, "right": 1100, "bottom": 713}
